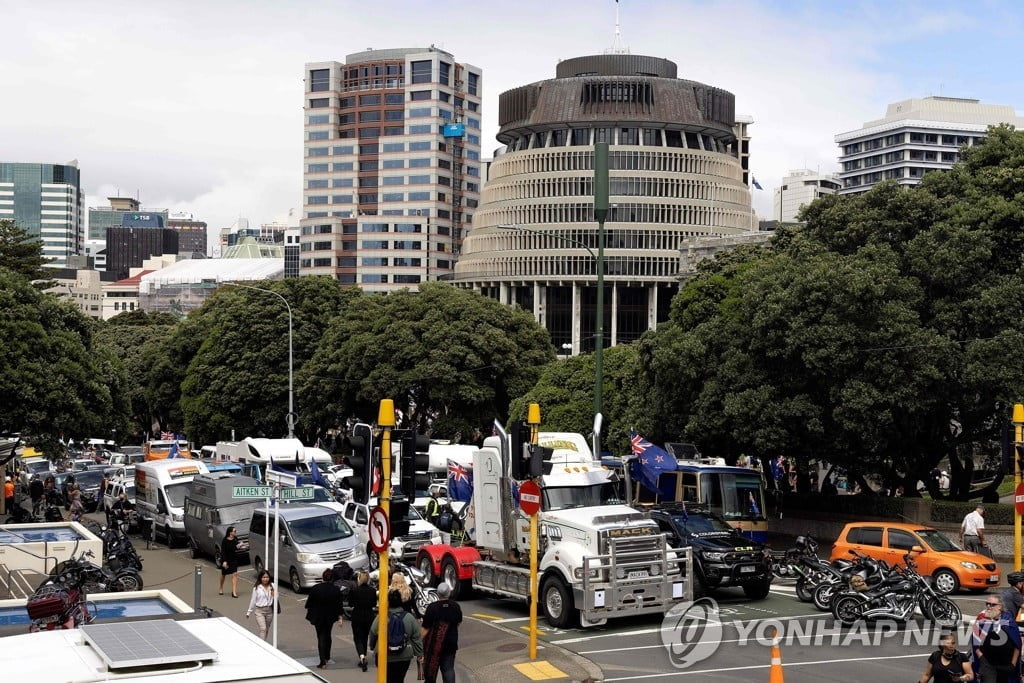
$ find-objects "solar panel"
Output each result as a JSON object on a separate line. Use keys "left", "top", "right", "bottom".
{"left": 81, "top": 620, "right": 219, "bottom": 669}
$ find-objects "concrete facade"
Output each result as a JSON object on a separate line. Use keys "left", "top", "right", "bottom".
{"left": 772, "top": 169, "right": 841, "bottom": 222}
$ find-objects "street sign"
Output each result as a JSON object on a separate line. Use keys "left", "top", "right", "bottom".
{"left": 279, "top": 487, "right": 315, "bottom": 501}
{"left": 233, "top": 485, "right": 273, "bottom": 499}
{"left": 368, "top": 506, "right": 390, "bottom": 552}
{"left": 519, "top": 480, "right": 541, "bottom": 516}
{"left": 1015, "top": 482, "right": 1024, "bottom": 515}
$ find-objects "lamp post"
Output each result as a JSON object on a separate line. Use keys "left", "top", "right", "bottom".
{"left": 223, "top": 282, "right": 295, "bottom": 438}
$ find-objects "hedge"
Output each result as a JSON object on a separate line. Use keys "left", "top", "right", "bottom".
{"left": 781, "top": 492, "right": 907, "bottom": 520}
{"left": 931, "top": 500, "right": 1013, "bottom": 526}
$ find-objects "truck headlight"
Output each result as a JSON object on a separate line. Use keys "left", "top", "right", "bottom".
{"left": 573, "top": 567, "right": 599, "bottom": 580}
{"left": 296, "top": 553, "right": 321, "bottom": 563}
{"left": 650, "top": 563, "right": 662, "bottom": 576}
{"left": 171, "top": 512, "right": 183, "bottom": 522}
{"left": 703, "top": 551, "right": 726, "bottom": 561}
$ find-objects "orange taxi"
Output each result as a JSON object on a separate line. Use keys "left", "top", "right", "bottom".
{"left": 830, "top": 521, "right": 1000, "bottom": 594}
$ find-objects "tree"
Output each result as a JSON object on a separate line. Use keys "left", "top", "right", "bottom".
{"left": 299, "top": 283, "right": 555, "bottom": 438}
{"left": 0, "top": 219, "right": 52, "bottom": 281}
{"left": 0, "top": 268, "right": 130, "bottom": 453}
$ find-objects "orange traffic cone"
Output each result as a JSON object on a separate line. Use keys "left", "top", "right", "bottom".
{"left": 768, "top": 628, "right": 784, "bottom": 683}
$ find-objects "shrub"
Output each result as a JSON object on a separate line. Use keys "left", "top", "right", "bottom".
{"left": 931, "top": 500, "right": 1012, "bottom": 526}
{"left": 781, "top": 492, "right": 907, "bottom": 520}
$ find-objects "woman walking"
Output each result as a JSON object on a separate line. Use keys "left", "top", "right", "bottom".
{"left": 246, "top": 569, "right": 276, "bottom": 641}
{"left": 218, "top": 526, "right": 239, "bottom": 597}
{"left": 348, "top": 571, "right": 376, "bottom": 671}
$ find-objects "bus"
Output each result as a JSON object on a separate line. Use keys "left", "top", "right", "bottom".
{"left": 602, "top": 455, "right": 768, "bottom": 542}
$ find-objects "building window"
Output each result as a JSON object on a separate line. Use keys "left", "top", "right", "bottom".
{"left": 358, "top": 177, "right": 378, "bottom": 188}
{"left": 333, "top": 145, "right": 354, "bottom": 155}
{"left": 438, "top": 62, "right": 450, "bottom": 85}
{"left": 385, "top": 110, "right": 404, "bottom": 121}
{"left": 309, "top": 98, "right": 329, "bottom": 108}
{"left": 385, "top": 93, "right": 404, "bottom": 105}
{"left": 467, "top": 72, "right": 479, "bottom": 95}
{"left": 308, "top": 180, "right": 329, "bottom": 189}
{"left": 310, "top": 69, "right": 330, "bottom": 92}
{"left": 409, "top": 141, "right": 431, "bottom": 151}
{"left": 359, "top": 193, "right": 378, "bottom": 204}
{"left": 408, "top": 175, "right": 431, "bottom": 185}
{"left": 359, "top": 110, "right": 381, "bottom": 122}
{"left": 382, "top": 192, "right": 404, "bottom": 201}
{"left": 411, "top": 90, "right": 431, "bottom": 101}
{"left": 362, "top": 257, "right": 388, "bottom": 266}
{"left": 339, "top": 96, "right": 355, "bottom": 108}
{"left": 409, "top": 107, "right": 432, "bottom": 118}
{"left": 332, "top": 195, "right": 353, "bottom": 203}
{"left": 308, "top": 114, "right": 330, "bottom": 124}
{"left": 359, "top": 160, "right": 379, "bottom": 171}
{"left": 382, "top": 176, "right": 404, "bottom": 185}
{"left": 308, "top": 163, "right": 329, "bottom": 172}
{"left": 362, "top": 240, "right": 388, "bottom": 249}
{"left": 383, "top": 143, "right": 405, "bottom": 152}
{"left": 308, "top": 147, "right": 328, "bottom": 157}
{"left": 383, "top": 160, "right": 405, "bottom": 169}
{"left": 411, "top": 60, "right": 432, "bottom": 84}
{"left": 408, "top": 191, "right": 430, "bottom": 201}
{"left": 408, "top": 124, "right": 432, "bottom": 134}
{"left": 409, "top": 158, "right": 430, "bottom": 168}
{"left": 359, "top": 94, "right": 381, "bottom": 106}
{"left": 361, "top": 274, "right": 388, "bottom": 283}
{"left": 383, "top": 126, "right": 404, "bottom": 136}
{"left": 359, "top": 143, "right": 379, "bottom": 155}
{"left": 394, "top": 224, "right": 421, "bottom": 233}
{"left": 393, "top": 241, "right": 422, "bottom": 249}
{"left": 333, "top": 178, "right": 353, "bottom": 187}
{"left": 394, "top": 274, "right": 421, "bottom": 284}
{"left": 359, "top": 127, "right": 380, "bottom": 139}
{"left": 308, "top": 131, "right": 330, "bottom": 140}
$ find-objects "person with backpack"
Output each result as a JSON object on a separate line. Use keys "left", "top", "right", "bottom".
{"left": 305, "top": 569, "right": 345, "bottom": 670}
{"left": 369, "top": 589, "right": 424, "bottom": 682}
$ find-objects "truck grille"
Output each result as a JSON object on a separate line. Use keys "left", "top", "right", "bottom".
{"left": 603, "top": 534, "right": 663, "bottom": 556}
{"left": 401, "top": 530, "right": 432, "bottom": 542}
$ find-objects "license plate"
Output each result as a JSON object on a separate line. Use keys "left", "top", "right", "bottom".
{"left": 990, "top": 574, "right": 1000, "bottom": 581}
{"left": 628, "top": 570, "right": 648, "bottom": 579}
{"left": 740, "top": 566, "right": 756, "bottom": 573}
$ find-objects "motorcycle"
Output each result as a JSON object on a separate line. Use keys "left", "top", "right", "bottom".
{"left": 368, "top": 561, "right": 439, "bottom": 617}
{"left": 811, "top": 550, "right": 889, "bottom": 611}
{"left": 26, "top": 583, "right": 92, "bottom": 632}
{"left": 830, "top": 550, "right": 961, "bottom": 627}
{"left": 42, "top": 549, "right": 143, "bottom": 595}
{"left": 100, "top": 526, "right": 144, "bottom": 573}
{"left": 106, "top": 506, "right": 140, "bottom": 535}
{"left": 769, "top": 535, "right": 824, "bottom": 579}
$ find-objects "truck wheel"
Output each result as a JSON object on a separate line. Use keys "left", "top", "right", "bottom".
{"left": 542, "top": 576, "right": 578, "bottom": 629}
{"left": 187, "top": 538, "right": 200, "bottom": 559}
{"left": 743, "top": 578, "right": 771, "bottom": 600}
{"left": 418, "top": 555, "right": 436, "bottom": 585}
{"left": 164, "top": 526, "right": 177, "bottom": 548}
{"left": 441, "top": 558, "right": 471, "bottom": 599}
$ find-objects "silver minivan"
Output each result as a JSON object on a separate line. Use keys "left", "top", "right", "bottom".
{"left": 248, "top": 504, "right": 367, "bottom": 593}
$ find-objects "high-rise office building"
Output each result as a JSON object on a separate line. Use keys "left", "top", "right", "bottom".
{"left": 835, "top": 96, "right": 1024, "bottom": 195}
{"left": 105, "top": 227, "right": 179, "bottom": 280}
{"left": 454, "top": 54, "right": 753, "bottom": 353}
{"left": 772, "top": 169, "right": 841, "bottom": 222}
{"left": 299, "top": 47, "right": 483, "bottom": 291}
{"left": 167, "top": 212, "right": 209, "bottom": 255}
{"left": 88, "top": 197, "right": 169, "bottom": 241}
{"left": 0, "top": 161, "right": 84, "bottom": 268}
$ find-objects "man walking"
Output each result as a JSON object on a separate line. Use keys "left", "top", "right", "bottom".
{"left": 961, "top": 504, "right": 989, "bottom": 556}
{"left": 304, "top": 569, "right": 345, "bottom": 670}
{"left": 1002, "top": 572, "right": 1024, "bottom": 624}
{"left": 421, "top": 582, "right": 463, "bottom": 683}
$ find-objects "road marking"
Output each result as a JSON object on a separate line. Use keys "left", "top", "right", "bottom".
{"left": 471, "top": 613, "right": 503, "bottom": 620}
{"left": 550, "top": 613, "right": 824, "bottom": 645}
{"left": 513, "top": 660, "right": 567, "bottom": 680}
{"left": 603, "top": 651, "right": 927, "bottom": 680}
{"left": 519, "top": 625, "right": 549, "bottom": 637}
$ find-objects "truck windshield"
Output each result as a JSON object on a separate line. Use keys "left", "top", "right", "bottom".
{"left": 216, "top": 502, "right": 259, "bottom": 526}
{"left": 542, "top": 483, "right": 621, "bottom": 511}
{"left": 165, "top": 482, "right": 191, "bottom": 508}
{"left": 288, "top": 514, "right": 354, "bottom": 544}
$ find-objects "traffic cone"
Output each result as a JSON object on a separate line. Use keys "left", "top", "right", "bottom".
{"left": 768, "top": 628, "right": 784, "bottom": 683}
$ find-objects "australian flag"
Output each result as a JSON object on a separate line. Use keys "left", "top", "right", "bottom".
{"left": 629, "top": 432, "right": 674, "bottom": 494}
{"left": 447, "top": 459, "right": 473, "bottom": 502}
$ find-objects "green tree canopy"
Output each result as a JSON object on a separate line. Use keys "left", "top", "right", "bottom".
{"left": 0, "top": 219, "right": 53, "bottom": 282}
{"left": 299, "top": 282, "right": 555, "bottom": 438}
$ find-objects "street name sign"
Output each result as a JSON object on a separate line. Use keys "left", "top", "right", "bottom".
{"left": 233, "top": 486, "right": 273, "bottom": 499}
{"left": 279, "top": 487, "right": 315, "bottom": 501}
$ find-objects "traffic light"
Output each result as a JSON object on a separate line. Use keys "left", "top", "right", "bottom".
{"left": 528, "top": 443, "right": 555, "bottom": 476}
{"left": 390, "top": 495, "right": 411, "bottom": 537}
{"left": 343, "top": 423, "right": 374, "bottom": 503}
{"left": 399, "top": 431, "right": 431, "bottom": 502}
{"left": 509, "top": 420, "right": 529, "bottom": 480}
{"left": 1016, "top": 445, "right": 1024, "bottom": 477}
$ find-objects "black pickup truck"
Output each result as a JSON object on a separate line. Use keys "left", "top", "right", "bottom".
{"left": 649, "top": 504, "right": 772, "bottom": 599}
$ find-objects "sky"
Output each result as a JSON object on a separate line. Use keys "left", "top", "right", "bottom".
{"left": 3, "top": 0, "right": 1023, "bottom": 247}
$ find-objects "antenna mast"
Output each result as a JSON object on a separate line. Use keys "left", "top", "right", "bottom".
{"left": 605, "top": 0, "right": 629, "bottom": 55}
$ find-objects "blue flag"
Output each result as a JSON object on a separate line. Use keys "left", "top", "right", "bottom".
{"left": 309, "top": 457, "right": 328, "bottom": 488}
{"left": 447, "top": 459, "right": 473, "bottom": 502}
{"left": 752, "top": 176, "right": 763, "bottom": 190}
{"left": 749, "top": 491, "right": 761, "bottom": 517}
{"left": 167, "top": 441, "right": 180, "bottom": 459}
{"left": 629, "top": 432, "right": 674, "bottom": 494}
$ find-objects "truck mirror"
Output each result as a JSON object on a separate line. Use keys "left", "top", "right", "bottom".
{"left": 157, "top": 503, "right": 167, "bottom": 514}
{"left": 280, "top": 534, "right": 288, "bottom": 545}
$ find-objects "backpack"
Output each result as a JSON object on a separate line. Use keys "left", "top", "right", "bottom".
{"left": 386, "top": 611, "right": 408, "bottom": 653}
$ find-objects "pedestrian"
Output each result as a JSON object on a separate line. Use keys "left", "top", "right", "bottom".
{"left": 348, "top": 571, "right": 376, "bottom": 672}
{"left": 305, "top": 568, "right": 345, "bottom": 669}
{"left": 421, "top": 582, "right": 462, "bottom": 683}
{"left": 918, "top": 631, "right": 973, "bottom": 683}
{"left": 369, "top": 589, "right": 423, "bottom": 683}
{"left": 68, "top": 484, "right": 84, "bottom": 522}
{"left": 390, "top": 569, "right": 415, "bottom": 613}
{"left": 245, "top": 569, "right": 276, "bottom": 641}
{"left": 961, "top": 504, "right": 989, "bottom": 557}
{"left": 28, "top": 475, "right": 44, "bottom": 517}
{"left": 1001, "top": 572, "right": 1024, "bottom": 624}
{"left": 218, "top": 526, "right": 239, "bottom": 597}
{"left": 4, "top": 476, "right": 14, "bottom": 514}
{"left": 972, "top": 596, "right": 1022, "bottom": 683}
{"left": 425, "top": 489, "right": 442, "bottom": 527}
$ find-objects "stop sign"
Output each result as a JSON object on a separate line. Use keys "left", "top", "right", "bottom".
{"left": 1016, "top": 482, "right": 1024, "bottom": 516}
{"left": 519, "top": 480, "right": 541, "bottom": 516}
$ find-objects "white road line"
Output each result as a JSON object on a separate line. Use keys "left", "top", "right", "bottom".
{"left": 603, "top": 652, "right": 926, "bottom": 680}
{"left": 550, "top": 613, "right": 825, "bottom": 645}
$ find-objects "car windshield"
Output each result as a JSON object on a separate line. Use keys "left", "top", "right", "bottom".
{"left": 74, "top": 471, "right": 105, "bottom": 487}
{"left": 915, "top": 528, "right": 959, "bottom": 552}
{"left": 27, "top": 461, "right": 51, "bottom": 473}
{"left": 288, "top": 513, "right": 354, "bottom": 544}
{"left": 543, "top": 483, "right": 622, "bottom": 511}
{"left": 678, "top": 513, "right": 735, "bottom": 535}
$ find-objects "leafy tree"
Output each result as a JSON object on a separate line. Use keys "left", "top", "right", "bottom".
{"left": 177, "top": 277, "right": 355, "bottom": 445}
{"left": 0, "top": 219, "right": 52, "bottom": 281}
{"left": 299, "top": 282, "right": 555, "bottom": 438}
{"left": 0, "top": 268, "right": 130, "bottom": 454}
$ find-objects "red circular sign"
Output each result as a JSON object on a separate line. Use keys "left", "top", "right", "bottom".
{"left": 519, "top": 480, "right": 541, "bottom": 516}
{"left": 1015, "top": 483, "right": 1024, "bottom": 516}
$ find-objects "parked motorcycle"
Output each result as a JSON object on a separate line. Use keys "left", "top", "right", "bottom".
{"left": 811, "top": 550, "right": 890, "bottom": 611}
{"left": 42, "top": 549, "right": 143, "bottom": 595}
{"left": 769, "top": 535, "right": 824, "bottom": 579}
{"left": 368, "top": 561, "right": 439, "bottom": 617}
{"left": 26, "top": 583, "right": 91, "bottom": 632}
{"left": 830, "top": 550, "right": 961, "bottom": 627}
{"left": 5, "top": 501, "right": 41, "bottom": 525}
{"left": 100, "top": 526, "right": 144, "bottom": 573}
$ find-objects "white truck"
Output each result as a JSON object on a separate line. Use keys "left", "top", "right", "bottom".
{"left": 416, "top": 423, "right": 691, "bottom": 629}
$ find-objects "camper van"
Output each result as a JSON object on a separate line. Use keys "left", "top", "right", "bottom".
{"left": 249, "top": 504, "right": 367, "bottom": 592}
{"left": 184, "top": 473, "right": 261, "bottom": 565}
{"left": 135, "top": 459, "right": 210, "bottom": 546}
{"left": 216, "top": 437, "right": 332, "bottom": 483}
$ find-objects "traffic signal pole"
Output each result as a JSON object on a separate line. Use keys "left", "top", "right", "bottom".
{"left": 1014, "top": 403, "right": 1024, "bottom": 572}
{"left": 376, "top": 399, "right": 396, "bottom": 683}
{"left": 527, "top": 402, "right": 540, "bottom": 661}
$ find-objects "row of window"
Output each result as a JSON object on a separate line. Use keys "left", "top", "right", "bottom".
{"left": 477, "top": 202, "right": 750, "bottom": 230}
{"left": 843, "top": 166, "right": 944, "bottom": 187}
{"left": 491, "top": 149, "right": 743, "bottom": 184}
{"left": 484, "top": 176, "right": 748, "bottom": 207}
{"left": 469, "top": 227, "right": 709, "bottom": 255}
{"left": 454, "top": 254, "right": 684, "bottom": 281}
{"left": 311, "top": 91, "right": 481, "bottom": 111}
{"left": 310, "top": 125, "right": 482, "bottom": 141}
{"left": 306, "top": 209, "right": 470, "bottom": 221}
{"left": 843, "top": 149, "right": 960, "bottom": 171}
{"left": 504, "top": 127, "right": 730, "bottom": 154}
{"left": 307, "top": 139, "right": 471, "bottom": 159}
{"left": 306, "top": 147, "right": 478, "bottom": 164}
{"left": 842, "top": 133, "right": 982, "bottom": 156}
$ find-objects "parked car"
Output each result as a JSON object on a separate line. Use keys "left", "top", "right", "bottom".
{"left": 19, "top": 458, "right": 54, "bottom": 488}
{"left": 70, "top": 469, "right": 106, "bottom": 513}
{"left": 102, "top": 477, "right": 136, "bottom": 513}
{"left": 341, "top": 497, "right": 441, "bottom": 569}
{"left": 830, "top": 521, "right": 1000, "bottom": 594}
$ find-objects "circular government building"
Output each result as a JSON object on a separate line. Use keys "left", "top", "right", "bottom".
{"left": 453, "top": 54, "right": 754, "bottom": 353}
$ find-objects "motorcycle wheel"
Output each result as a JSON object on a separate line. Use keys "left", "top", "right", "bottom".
{"left": 813, "top": 582, "right": 838, "bottom": 611}
{"left": 927, "top": 597, "right": 962, "bottom": 627}
{"left": 113, "top": 572, "right": 143, "bottom": 592}
{"left": 832, "top": 594, "right": 865, "bottom": 626}
{"left": 795, "top": 578, "right": 813, "bottom": 602}
{"left": 415, "top": 588, "right": 439, "bottom": 617}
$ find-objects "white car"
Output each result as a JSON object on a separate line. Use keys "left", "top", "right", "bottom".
{"left": 341, "top": 498, "right": 441, "bottom": 569}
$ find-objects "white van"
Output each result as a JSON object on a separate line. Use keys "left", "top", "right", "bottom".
{"left": 135, "top": 459, "right": 209, "bottom": 547}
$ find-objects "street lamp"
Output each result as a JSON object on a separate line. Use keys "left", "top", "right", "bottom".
{"left": 222, "top": 282, "right": 296, "bottom": 438}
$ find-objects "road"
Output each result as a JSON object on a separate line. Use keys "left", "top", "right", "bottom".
{"left": 75, "top": 509, "right": 997, "bottom": 682}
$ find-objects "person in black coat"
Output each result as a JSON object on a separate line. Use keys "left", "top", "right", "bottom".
{"left": 306, "top": 569, "right": 345, "bottom": 669}
{"left": 348, "top": 571, "right": 376, "bottom": 671}
{"left": 218, "top": 526, "right": 239, "bottom": 597}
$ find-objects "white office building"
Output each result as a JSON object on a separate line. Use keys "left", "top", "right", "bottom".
{"left": 0, "top": 161, "right": 84, "bottom": 267}
{"left": 772, "top": 169, "right": 841, "bottom": 222}
{"left": 835, "top": 96, "right": 1024, "bottom": 195}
